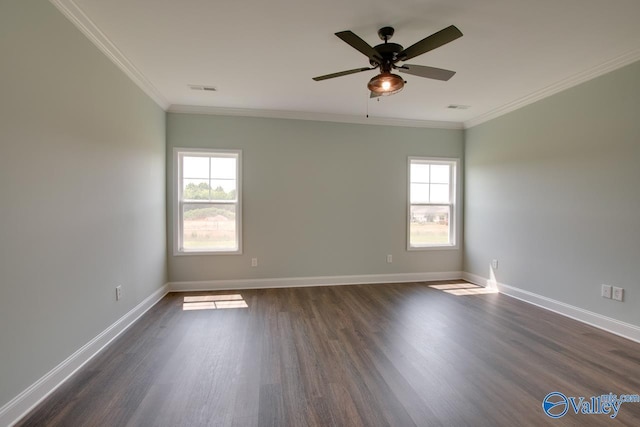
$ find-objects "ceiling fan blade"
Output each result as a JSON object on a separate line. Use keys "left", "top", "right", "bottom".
{"left": 370, "top": 91, "right": 382, "bottom": 98}
{"left": 335, "top": 31, "right": 382, "bottom": 62}
{"left": 312, "top": 67, "right": 373, "bottom": 81}
{"left": 398, "top": 64, "right": 456, "bottom": 81}
{"left": 398, "top": 25, "right": 463, "bottom": 61}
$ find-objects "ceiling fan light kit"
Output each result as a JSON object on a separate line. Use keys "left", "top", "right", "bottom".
{"left": 367, "top": 72, "right": 404, "bottom": 96}
{"left": 313, "top": 25, "right": 463, "bottom": 97}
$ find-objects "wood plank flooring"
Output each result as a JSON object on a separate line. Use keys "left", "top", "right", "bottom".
{"left": 17, "top": 281, "right": 640, "bottom": 426}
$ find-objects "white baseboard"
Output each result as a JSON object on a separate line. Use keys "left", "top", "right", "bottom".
{"left": 169, "top": 271, "right": 463, "bottom": 292}
{"left": 463, "top": 272, "right": 640, "bottom": 344}
{"left": 16, "top": 272, "right": 638, "bottom": 426}
{"left": 0, "top": 284, "right": 169, "bottom": 427}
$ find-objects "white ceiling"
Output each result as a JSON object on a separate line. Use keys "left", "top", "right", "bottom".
{"left": 55, "top": 0, "right": 640, "bottom": 127}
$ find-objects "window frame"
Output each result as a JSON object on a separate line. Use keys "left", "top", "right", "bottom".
{"left": 407, "top": 156, "right": 459, "bottom": 251}
{"left": 173, "top": 147, "right": 242, "bottom": 256}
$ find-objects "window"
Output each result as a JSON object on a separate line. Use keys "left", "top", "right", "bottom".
{"left": 174, "top": 149, "right": 241, "bottom": 254}
{"left": 408, "top": 157, "right": 457, "bottom": 249}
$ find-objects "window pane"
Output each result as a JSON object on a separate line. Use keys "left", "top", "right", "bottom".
{"left": 410, "top": 205, "right": 450, "bottom": 246}
{"left": 411, "top": 163, "right": 430, "bottom": 183}
{"left": 183, "top": 179, "right": 210, "bottom": 200}
{"left": 430, "top": 184, "right": 450, "bottom": 203}
{"left": 210, "top": 157, "right": 236, "bottom": 179}
{"left": 410, "top": 183, "right": 430, "bottom": 203}
{"left": 210, "top": 179, "right": 237, "bottom": 200}
{"left": 183, "top": 156, "right": 210, "bottom": 179}
{"left": 183, "top": 204, "right": 237, "bottom": 250}
{"left": 430, "top": 165, "right": 450, "bottom": 184}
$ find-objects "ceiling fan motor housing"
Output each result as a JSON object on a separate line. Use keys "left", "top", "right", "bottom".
{"left": 313, "top": 24, "right": 462, "bottom": 95}
{"left": 371, "top": 42, "right": 404, "bottom": 66}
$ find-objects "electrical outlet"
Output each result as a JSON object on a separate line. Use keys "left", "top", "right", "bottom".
{"left": 116, "top": 286, "right": 122, "bottom": 301}
{"left": 251, "top": 258, "right": 258, "bottom": 267}
{"left": 491, "top": 259, "right": 498, "bottom": 269}
{"left": 612, "top": 286, "right": 624, "bottom": 302}
{"left": 601, "top": 284, "right": 612, "bottom": 299}
{"left": 387, "top": 254, "right": 393, "bottom": 263}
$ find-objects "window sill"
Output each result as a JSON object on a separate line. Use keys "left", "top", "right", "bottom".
{"left": 174, "top": 249, "right": 243, "bottom": 256}
{"left": 407, "top": 244, "right": 459, "bottom": 251}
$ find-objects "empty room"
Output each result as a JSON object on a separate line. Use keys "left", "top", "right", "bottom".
{"left": 2, "top": 0, "right": 640, "bottom": 425}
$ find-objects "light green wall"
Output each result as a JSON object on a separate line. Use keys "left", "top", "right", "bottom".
{"left": 6, "top": 0, "right": 638, "bottom": 415}
{"left": 167, "top": 114, "right": 464, "bottom": 282}
{"left": 0, "top": 0, "right": 167, "bottom": 408}
{"left": 465, "top": 60, "right": 640, "bottom": 325}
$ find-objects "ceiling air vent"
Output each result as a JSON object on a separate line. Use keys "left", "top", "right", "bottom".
{"left": 189, "top": 85, "right": 217, "bottom": 92}
{"left": 447, "top": 104, "right": 470, "bottom": 109}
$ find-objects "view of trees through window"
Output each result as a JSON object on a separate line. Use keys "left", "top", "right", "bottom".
{"left": 179, "top": 152, "right": 240, "bottom": 252}
{"left": 183, "top": 182, "right": 236, "bottom": 201}
{"left": 409, "top": 159, "right": 455, "bottom": 247}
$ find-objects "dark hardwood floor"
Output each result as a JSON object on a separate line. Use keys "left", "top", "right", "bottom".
{"left": 17, "top": 281, "right": 640, "bottom": 426}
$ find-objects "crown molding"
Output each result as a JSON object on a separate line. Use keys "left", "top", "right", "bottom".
{"left": 49, "top": 0, "right": 640, "bottom": 130}
{"left": 464, "top": 47, "right": 640, "bottom": 129}
{"left": 49, "top": 0, "right": 169, "bottom": 110}
{"left": 167, "top": 104, "right": 464, "bottom": 129}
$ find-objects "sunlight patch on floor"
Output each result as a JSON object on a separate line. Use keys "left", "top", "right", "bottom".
{"left": 429, "top": 283, "right": 479, "bottom": 290}
{"left": 428, "top": 282, "right": 498, "bottom": 296}
{"left": 183, "top": 294, "right": 248, "bottom": 310}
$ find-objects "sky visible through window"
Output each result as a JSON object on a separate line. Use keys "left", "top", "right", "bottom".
{"left": 410, "top": 163, "right": 450, "bottom": 204}
{"left": 183, "top": 156, "right": 237, "bottom": 194}
{"left": 179, "top": 152, "right": 240, "bottom": 252}
{"left": 409, "top": 160, "right": 454, "bottom": 247}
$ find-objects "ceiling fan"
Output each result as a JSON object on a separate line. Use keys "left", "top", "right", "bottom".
{"left": 313, "top": 25, "right": 463, "bottom": 97}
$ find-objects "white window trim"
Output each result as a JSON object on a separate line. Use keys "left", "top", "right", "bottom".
{"left": 173, "top": 147, "right": 242, "bottom": 256}
{"left": 407, "top": 156, "right": 459, "bottom": 251}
